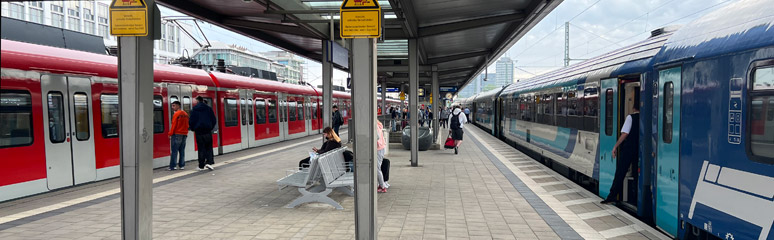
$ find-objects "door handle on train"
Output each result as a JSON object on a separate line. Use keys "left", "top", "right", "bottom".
{"left": 670, "top": 169, "right": 675, "bottom": 181}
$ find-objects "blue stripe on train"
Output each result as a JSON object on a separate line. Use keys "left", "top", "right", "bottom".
{"left": 508, "top": 126, "right": 578, "bottom": 159}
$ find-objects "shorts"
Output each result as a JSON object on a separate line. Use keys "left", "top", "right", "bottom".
{"left": 451, "top": 129, "right": 464, "bottom": 140}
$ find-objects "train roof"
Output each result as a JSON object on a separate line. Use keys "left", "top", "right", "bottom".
{"left": 473, "top": 86, "right": 508, "bottom": 102}
{"left": 653, "top": 0, "right": 774, "bottom": 66}
{"left": 501, "top": 26, "right": 675, "bottom": 96}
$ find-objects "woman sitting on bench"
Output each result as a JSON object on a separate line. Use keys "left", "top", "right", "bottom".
{"left": 299, "top": 127, "right": 342, "bottom": 169}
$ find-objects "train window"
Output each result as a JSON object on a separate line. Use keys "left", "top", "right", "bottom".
{"left": 182, "top": 96, "right": 191, "bottom": 115}
{"left": 224, "top": 98, "right": 238, "bottom": 127}
{"left": 240, "top": 98, "right": 246, "bottom": 126}
{"left": 255, "top": 98, "right": 266, "bottom": 124}
{"left": 153, "top": 95, "right": 164, "bottom": 134}
{"left": 297, "top": 101, "right": 304, "bottom": 120}
{"left": 312, "top": 102, "right": 318, "bottom": 119}
{"left": 247, "top": 99, "right": 254, "bottom": 125}
{"left": 289, "top": 101, "right": 297, "bottom": 121}
{"left": 749, "top": 66, "right": 774, "bottom": 162}
{"left": 605, "top": 89, "right": 613, "bottom": 136}
{"left": 584, "top": 87, "right": 599, "bottom": 132}
{"left": 100, "top": 94, "right": 119, "bottom": 138}
{"left": 73, "top": 93, "right": 90, "bottom": 141}
{"left": 268, "top": 99, "right": 277, "bottom": 123}
{"left": 663, "top": 82, "right": 674, "bottom": 143}
{"left": 0, "top": 90, "right": 33, "bottom": 148}
{"left": 556, "top": 92, "right": 567, "bottom": 127}
{"left": 47, "top": 92, "right": 67, "bottom": 143}
{"left": 169, "top": 96, "right": 178, "bottom": 120}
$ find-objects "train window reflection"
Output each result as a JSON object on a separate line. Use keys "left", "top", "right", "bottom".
{"left": 289, "top": 101, "right": 297, "bottom": 121}
{"left": 749, "top": 65, "right": 774, "bottom": 162}
{"left": 240, "top": 98, "right": 247, "bottom": 126}
{"left": 753, "top": 66, "right": 774, "bottom": 90}
{"left": 663, "top": 82, "right": 674, "bottom": 143}
{"left": 605, "top": 89, "right": 613, "bottom": 136}
{"left": 268, "top": 99, "right": 277, "bottom": 123}
{"left": 182, "top": 96, "right": 191, "bottom": 114}
{"left": 0, "top": 90, "right": 33, "bottom": 148}
{"left": 247, "top": 99, "right": 253, "bottom": 125}
{"left": 100, "top": 94, "right": 119, "bottom": 138}
{"left": 224, "top": 98, "right": 238, "bottom": 127}
{"left": 153, "top": 95, "right": 164, "bottom": 134}
{"left": 255, "top": 99, "right": 266, "bottom": 124}
{"left": 48, "top": 92, "right": 66, "bottom": 143}
{"left": 73, "top": 93, "right": 90, "bottom": 141}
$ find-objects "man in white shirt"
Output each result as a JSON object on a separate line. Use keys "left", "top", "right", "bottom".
{"left": 448, "top": 105, "right": 468, "bottom": 154}
{"left": 601, "top": 102, "right": 640, "bottom": 204}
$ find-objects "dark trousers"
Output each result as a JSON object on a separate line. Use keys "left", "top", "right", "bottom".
{"left": 299, "top": 157, "right": 311, "bottom": 170}
{"left": 333, "top": 125, "right": 340, "bottom": 136}
{"left": 195, "top": 132, "right": 214, "bottom": 168}
{"left": 605, "top": 153, "right": 635, "bottom": 201}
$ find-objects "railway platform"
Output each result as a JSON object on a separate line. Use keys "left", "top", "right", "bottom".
{"left": 0, "top": 128, "right": 667, "bottom": 240}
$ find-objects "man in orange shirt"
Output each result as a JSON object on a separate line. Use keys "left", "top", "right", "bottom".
{"left": 168, "top": 101, "right": 189, "bottom": 170}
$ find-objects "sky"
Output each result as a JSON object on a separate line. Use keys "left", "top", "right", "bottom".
{"left": 160, "top": 0, "right": 741, "bottom": 88}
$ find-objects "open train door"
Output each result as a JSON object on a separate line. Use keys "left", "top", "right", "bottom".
{"left": 655, "top": 67, "right": 681, "bottom": 237}
{"left": 41, "top": 75, "right": 97, "bottom": 189}
{"left": 598, "top": 78, "right": 618, "bottom": 199}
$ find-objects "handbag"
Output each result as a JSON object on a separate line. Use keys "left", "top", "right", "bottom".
{"left": 444, "top": 134, "right": 455, "bottom": 149}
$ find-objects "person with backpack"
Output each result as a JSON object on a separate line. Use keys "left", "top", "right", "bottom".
{"left": 332, "top": 105, "right": 343, "bottom": 136}
{"left": 189, "top": 96, "right": 217, "bottom": 171}
{"left": 448, "top": 105, "right": 468, "bottom": 154}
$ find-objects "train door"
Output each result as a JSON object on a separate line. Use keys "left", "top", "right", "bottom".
{"left": 305, "top": 97, "right": 313, "bottom": 136}
{"left": 41, "top": 75, "right": 96, "bottom": 189}
{"left": 598, "top": 78, "right": 618, "bottom": 199}
{"left": 278, "top": 93, "right": 288, "bottom": 141}
{"left": 239, "top": 89, "right": 256, "bottom": 148}
{"left": 621, "top": 81, "right": 641, "bottom": 210}
{"left": 656, "top": 67, "right": 681, "bottom": 237}
{"left": 168, "top": 84, "right": 195, "bottom": 161}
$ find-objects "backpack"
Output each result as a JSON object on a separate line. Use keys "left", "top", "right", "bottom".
{"left": 450, "top": 112, "right": 461, "bottom": 129}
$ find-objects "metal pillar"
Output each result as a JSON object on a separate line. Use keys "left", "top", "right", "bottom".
{"left": 381, "top": 79, "right": 387, "bottom": 127}
{"left": 432, "top": 66, "right": 439, "bottom": 143}
{"left": 352, "top": 38, "right": 377, "bottom": 240}
{"left": 564, "top": 21, "right": 570, "bottom": 67}
{"left": 409, "top": 38, "right": 419, "bottom": 167}
{"left": 118, "top": 1, "right": 157, "bottom": 239}
{"left": 322, "top": 40, "right": 333, "bottom": 130}
{"left": 348, "top": 39, "right": 355, "bottom": 143}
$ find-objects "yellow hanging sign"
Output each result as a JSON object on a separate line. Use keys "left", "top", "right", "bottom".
{"left": 109, "top": 0, "right": 148, "bottom": 36}
{"left": 340, "top": 0, "right": 381, "bottom": 38}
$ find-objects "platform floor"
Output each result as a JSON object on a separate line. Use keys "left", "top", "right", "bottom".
{"left": 0, "top": 127, "right": 667, "bottom": 240}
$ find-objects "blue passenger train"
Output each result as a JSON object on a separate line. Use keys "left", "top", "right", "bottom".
{"left": 462, "top": 1, "right": 774, "bottom": 239}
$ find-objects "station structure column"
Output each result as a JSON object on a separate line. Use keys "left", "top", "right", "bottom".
{"left": 432, "top": 66, "right": 439, "bottom": 142}
{"left": 409, "top": 38, "right": 419, "bottom": 167}
{"left": 322, "top": 40, "right": 333, "bottom": 132}
{"left": 351, "top": 38, "right": 378, "bottom": 240}
{"left": 381, "top": 79, "right": 388, "bottom": 127}
{"left": 116, "top": 0, "right": 159, "bottom": 238}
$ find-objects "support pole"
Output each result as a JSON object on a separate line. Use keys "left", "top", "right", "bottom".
{"left": 432, "top": 66, "right": 439, "bottom": 143}
{"left": 118, "top": 1, "right": 156, "bottom": 239}
{"left": 409, "top": 38, "right": 419, "bottom": 167}
{"left": 352, "top": 38, "right": 377, "bottom": 240}
{"left": 322, "top": 40, "right": 333, "bottom": 131}
{"left": 381, "top": 79, "right": 387, "bottom": 127}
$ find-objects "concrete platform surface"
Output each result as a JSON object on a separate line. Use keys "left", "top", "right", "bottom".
{"left": 0, "top": 127, "right": 668, "bottom": 240}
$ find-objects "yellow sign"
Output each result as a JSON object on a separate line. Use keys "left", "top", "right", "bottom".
{"left": 399, "top": 92, "right": 405, "bottom": 101}
{"left": 110, "top": 0, "right": 148, "bottom": 36}
{"left": 340, "top": 0, "right": 381, "bottom": 38}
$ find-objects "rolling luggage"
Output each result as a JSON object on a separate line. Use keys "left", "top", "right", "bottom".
{"left": 381, "top": 158, "right": 390, "bottom": 181}
{"left": 444, "top": 135, "right": 455, "bottom": 149}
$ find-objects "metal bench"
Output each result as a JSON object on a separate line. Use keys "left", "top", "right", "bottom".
{"left": 276, "top": 147, "right": 352, "bottom": 209}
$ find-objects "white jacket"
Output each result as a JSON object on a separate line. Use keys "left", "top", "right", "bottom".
{"left": 448, "top": 108, "right": 467, "bottom": 129}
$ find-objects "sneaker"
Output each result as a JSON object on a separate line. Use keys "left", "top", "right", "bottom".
{"left": 179, "top": 167, "right": 184, "bottom": 170}
{"left": 167, "top": 168, "right": 175, "bottom": 171}
{"left": 205, "top": 164, "right": 214, "bottom": 171}
{"left": 454, "top": 147, "right": 458, "bottom": 155}
{"left": 197, "top": 167, "right": 204, "bottom": 171}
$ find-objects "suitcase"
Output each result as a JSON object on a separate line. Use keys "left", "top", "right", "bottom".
{"left": 444, "top": 136, "right": 455, "bottom": 149}
{"left": 381, "top": 158, "right": 390, "bottom": 182}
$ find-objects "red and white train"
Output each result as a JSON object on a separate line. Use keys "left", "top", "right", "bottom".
{"left": 0, "top": 39, "right": 402, "bottom": 202}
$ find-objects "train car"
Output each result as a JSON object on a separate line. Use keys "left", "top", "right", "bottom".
{"left": 471, "top": 0, "right": 774, "bottom": 238}
{"left": 471, "top": 87, "right": 506, "bottom": 136}
{"left": 650, "top": 1, "right": 774, "bottom": 239}
{"left": 0, "top": 39, "right": 363, "bottom": 202}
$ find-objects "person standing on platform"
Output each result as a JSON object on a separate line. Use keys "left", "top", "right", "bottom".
{"left": 168, "top": 101, "right": 189, "bottom": 171}
{"left": 189, "top": 96, "right": 217, "bottom": 171}
{"left": 332, "top": 105, "right": 343, "bottom": 136}
{"left": 440, "top": 107, "right": 449, "bottom": 128}
{"left": 391, "top": 107, "right": 398, "bottom": 131}
{"left": 464, "top": 107, "right": 471, "bottom": 120}
{"left": 448, "top": 105, "right": 468, "bottom": 154}
{"left": 601, "top": 103, "right": 640, "bottom": 204}
{"left": 376, "top": 120, "right": 390, "bottom": 192}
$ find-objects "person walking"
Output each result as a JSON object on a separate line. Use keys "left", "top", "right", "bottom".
{"left": 464, "top": 107, "right": 471, "bottom": 120}
{"left": 601, "top": 103, "right": 640, "bottom": 204}
{"left": 376, "top": 120, "right": 390, "bottom": 193}
{"left": 448, "top": 105, "right": 468, "bottom": 154}
{"left": 332, "top": 105, "right": 343, "bottom": 136}
{"left": 440, "top": 107, "right": 449, "bottom": 128}
{"left": 391, "top": 107, "right": 398, "bottom": 131}
{"left": 168, "top": 101, "right": 189, "bottom": 170}
{"left": 189, "top": 96, "right": 217, "bottom": 171}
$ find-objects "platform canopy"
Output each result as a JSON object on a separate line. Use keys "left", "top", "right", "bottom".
{"left": 158, "top": 0, "right": 561, "bottom": 94}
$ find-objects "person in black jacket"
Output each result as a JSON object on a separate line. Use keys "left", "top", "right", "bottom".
{"left": 601, "top": 103, "right": 640, "bottom": 204}
{"left": 189, "top": 96, "right": 217, "bottom": 171}
{"left": 298, "top": 127, "right": 342, "bottom": 169}
{"left": 332, "top": 105, "right": 343, "bottom": 136}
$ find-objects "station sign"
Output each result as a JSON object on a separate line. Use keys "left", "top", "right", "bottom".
{"left": 418, "top": 87, "right": 425, "bottom": 97}
{"left": 378, "top": 87, "right": 401, "bottom": 92}
{"left": 339, "top": 0, "right": 381, "bottom": 38}
{"left": 109, "top": 0, "right": 148, "bottom": 36}
{"left": 440, "top": 86, "right": 458, "bottom": 92}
